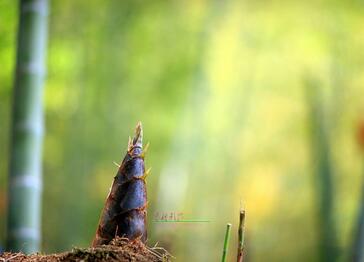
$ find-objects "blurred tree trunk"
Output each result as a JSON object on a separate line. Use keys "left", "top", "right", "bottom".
{"left": 305, "top": 77, "right": 337, "bottom": 261}
{"left": 6, "top": 0, "right": 48, "bottom": 253}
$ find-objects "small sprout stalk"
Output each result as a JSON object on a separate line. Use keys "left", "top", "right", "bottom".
{"left": 237, "top": 209, "right": 245, "bottom": 262}
{"left": 221, "top": 223, "right": 232, "bottom": 262}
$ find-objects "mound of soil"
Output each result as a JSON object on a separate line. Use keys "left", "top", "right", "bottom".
{"left": 0, "top": 237, "right": 171, "bottom": 262}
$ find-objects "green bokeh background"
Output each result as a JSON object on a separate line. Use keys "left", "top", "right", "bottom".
{"left": 1, "top": 0, "right": 364, "bottom": 261}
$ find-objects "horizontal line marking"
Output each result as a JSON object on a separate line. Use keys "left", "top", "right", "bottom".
{"left": 9, "top": 227, "right": 40, "bottom": 240}
{"left": 10, "top": 175, "right": 42, "bottom": 190}
{"left": 22, "top": 0, "right": 48, "bottom": 16}
{"left": 18, "top": 61, "right": 46, "bottom": 75}
{"left": 153, "top": 220, "right": 211, "bottom": 223}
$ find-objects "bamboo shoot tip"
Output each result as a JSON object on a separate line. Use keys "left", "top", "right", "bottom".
{"left": 132, "top": 121, "right": 143, "bottom": 146}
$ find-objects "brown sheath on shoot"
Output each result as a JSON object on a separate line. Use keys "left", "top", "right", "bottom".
{"left": 92, "top": 122, "right": 149, "bottom": 246}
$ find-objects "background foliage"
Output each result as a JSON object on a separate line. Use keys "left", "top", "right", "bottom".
{"left": 1, "top": 0, "right": 364, "bottom": 261}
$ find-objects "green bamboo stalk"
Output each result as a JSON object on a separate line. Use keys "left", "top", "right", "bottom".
{"left": 305, "top": 76, "right": 337, "bottom": 261}
{"left": 221, "top": 223, "right": 232, "bottom": 262}
{"left": 6, "top": 0, "right": 48, "bottom": 253}
{"left": 237, "top": 209, "right": 245, "bottom": 262}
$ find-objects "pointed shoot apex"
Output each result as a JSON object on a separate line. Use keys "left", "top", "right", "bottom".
{"left": 132, "top": 121, "right": 143, "bottom": 148}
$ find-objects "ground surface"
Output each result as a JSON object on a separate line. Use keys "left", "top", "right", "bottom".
{"left": 0, "top": 238, "right": 171, "bottom": 262}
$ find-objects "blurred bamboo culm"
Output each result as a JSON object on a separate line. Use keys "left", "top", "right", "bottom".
{"left": 352, "top": 121, "right": 364, "bottom": 262}
{"left": 305, "top": 76, "right": 337, "bottom": 261}
{"left": 221, "top": 223, "right": 232, "bottom": 262}
{"left": 237, "top": 209, "right": 245, "bottom": 262}
{"left": 6, "top": 0, "right": 48, "bottom": 253}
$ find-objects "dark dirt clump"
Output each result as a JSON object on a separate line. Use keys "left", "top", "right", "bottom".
{"left": 0, "top": 237, "right": 171, "bottom": 262}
